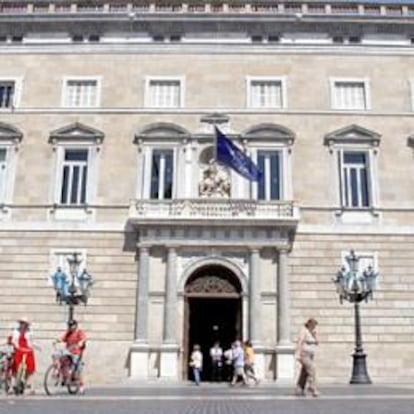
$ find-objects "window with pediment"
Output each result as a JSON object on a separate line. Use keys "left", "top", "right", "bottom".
{"left": 242, "top": 124, "right": 295, "bottom": 201}
{"left": 49, "top": 123, "right": 104, "bottom": 208}
{"left": 134, "top": 123, "right": 189, "bottom": 200}
{"left": 325, "top": 125, "right": 380, "bottom": 212}
{"left": 0, "top": 122, "right": 22, "bottom": 205}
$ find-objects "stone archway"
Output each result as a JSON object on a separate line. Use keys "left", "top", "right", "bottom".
{"left": 183, "top": 265, "right": 242, "bottom": 381}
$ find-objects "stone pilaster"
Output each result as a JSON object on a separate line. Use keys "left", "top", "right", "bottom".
{"left": 160, "top": 246, "right": 179, "bottom": 379}
{"left": 130, "top": 246, "right": 149, "bottom": 378}
{"left": 249, "top": 248, "right": 261, "bottom": 344}
{"left": 249, "top": 248, "right": 265, "bottom": 379}
{"left": 276, "top": 248, "right": 295, "bottom": 382}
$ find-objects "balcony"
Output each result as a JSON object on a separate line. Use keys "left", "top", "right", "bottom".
{"left": 129, "top": 198, "right": 299, "bottom": 227}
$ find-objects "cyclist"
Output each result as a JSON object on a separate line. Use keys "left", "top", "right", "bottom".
{"left": 0, "top": 335, "right": 14, "bottom": 391}
{"left": 10, "top": 316, "right": 36, "bottom": 394}
{"left": 56, "top": 320, "right": 86, "bottom": 394}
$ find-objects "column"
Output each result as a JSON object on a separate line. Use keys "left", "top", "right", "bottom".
{"left": 135, "top": 246, "right": 149, "bottom": 342}
{"left": 275, "top": 248, "right": 295, "bottom": 382}
{"left": 160, "top": 247, "right": 179, "bottom": 379}
{"left": 249, "top": 248, "right": 261, "bottom": 344}
{"left": 278, "top": 249, "right": 291, "bottom": 345}
{"left": 164, "top": 247, "right": 178, "bottom": 343}
{"left": 249, "top": 248, "right": 265, "bottom": 379}
{"left": 130, "top": 246, "right": 150, "bottom": 378}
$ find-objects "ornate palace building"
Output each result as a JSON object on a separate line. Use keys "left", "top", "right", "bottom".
{"left": 1, "top": 0, "right": 414, "bottom": 384}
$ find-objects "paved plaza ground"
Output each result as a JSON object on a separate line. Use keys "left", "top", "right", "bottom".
{"left": 1, "top": 382, "right": 414, "bottom": 414}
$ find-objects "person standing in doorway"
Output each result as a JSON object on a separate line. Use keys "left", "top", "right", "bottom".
{"left": 189, "top": 344, "right": 203, "bottom": 386}
{"left": 209, "top": 341, "right": 223, "bottom": 382}
{"left": 295, "top": 318, "right": 320, "bottom": 397}
{"left": 223, "top": 346, "right": 233, "bottom": 382}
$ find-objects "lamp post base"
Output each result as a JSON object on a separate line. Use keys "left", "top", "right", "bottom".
{"left": 350, "top": 352, "right": 372, "bottom": 384}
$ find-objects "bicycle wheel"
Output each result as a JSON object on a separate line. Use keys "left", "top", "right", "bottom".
{"left": 3, "top": 368, "right": 12, "bottom": 395}
{"left": 44, "top": 364, "right": 64, "bottom": 396}
{"left": 67, "top": 370, "right": 80, "bottom": 395}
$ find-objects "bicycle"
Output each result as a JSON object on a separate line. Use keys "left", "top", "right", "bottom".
{"left": 44, "top": 343, "right": 83, "bottom": 395}
{"left": 0, "top": 345, "right": 14, "bottom": 395}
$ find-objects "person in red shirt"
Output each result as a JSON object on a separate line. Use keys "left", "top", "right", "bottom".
{"left": 10, "top": 316, "right": 37, "bottom": 394}
{"left": 57, "top": 319, "right": 86, "bottom": 393}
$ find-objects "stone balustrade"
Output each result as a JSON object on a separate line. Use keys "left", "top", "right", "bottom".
{"left": 129, "top": 198, "right": 298, "bottom": 222}
{"left": 0, "top": 1, "right": 413, "bottom": 18}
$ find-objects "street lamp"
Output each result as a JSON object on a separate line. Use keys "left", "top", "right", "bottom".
{"left": 332, "top": 250, "right": 378, "bottom": 384}
{"left": 51, "top": 252, "right": 94, "bottom": 323}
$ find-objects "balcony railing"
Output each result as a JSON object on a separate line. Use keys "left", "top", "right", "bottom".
{"left": 0, "top": 1, "right": 410, "bottom": 19}
{"left": 129, "top": 198, "right": 299, "bottom": 223}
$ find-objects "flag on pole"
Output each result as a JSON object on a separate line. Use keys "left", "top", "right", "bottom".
{"left": 215, "top": 127, "right": 262, "bottom": 181}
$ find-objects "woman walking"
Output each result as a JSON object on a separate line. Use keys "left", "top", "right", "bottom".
{"left": 295, "top": 318, "right": 320, "bottom": 397}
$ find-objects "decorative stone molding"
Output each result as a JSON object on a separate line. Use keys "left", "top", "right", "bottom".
{"left": 242, "top": 123, "right": 295, "bottom": 146}
{"left": 185, "top": 274, "right": 240, "bottom": 296}
{"left": 49, "top": 122, "right": 104, "bottom": 146}
{"left": 324, "top": 124, "right": 381, "bottom": 150}
{"left": 0, "top": 122, "right": 23, "bottom": 146}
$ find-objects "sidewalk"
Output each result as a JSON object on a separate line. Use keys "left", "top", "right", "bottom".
{"left": 85, "top": 379, "right": 414, "bottom": 398}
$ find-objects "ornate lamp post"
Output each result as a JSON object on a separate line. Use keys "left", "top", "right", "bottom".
{"left": 333, "top": 250, "right": 378, "bottom": 384}
{"left": 51, "top": 252, "right": 94, "bottom": 323}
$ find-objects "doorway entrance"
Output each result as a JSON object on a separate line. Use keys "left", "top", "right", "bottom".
{"left": 183, "top": 265, "right": 242, "bottom": 381}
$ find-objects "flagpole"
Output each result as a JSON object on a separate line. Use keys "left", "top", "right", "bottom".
{"left": 213, "top": 124, "right": 218, "bottom": 164}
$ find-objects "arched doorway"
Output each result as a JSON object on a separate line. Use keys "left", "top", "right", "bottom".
{"left": 183, "top": 264, "right": 242, "bottom": 381}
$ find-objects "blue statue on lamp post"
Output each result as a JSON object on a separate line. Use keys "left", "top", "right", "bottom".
{"left": 51, "top": 253, "right": 94, "bottom": 322}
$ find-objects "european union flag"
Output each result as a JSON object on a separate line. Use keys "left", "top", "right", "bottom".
{"left": 215, "top": 127, "right": 262, "bottom": 181}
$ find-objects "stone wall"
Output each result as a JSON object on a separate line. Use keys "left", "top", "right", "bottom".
{"left": 291, "top": 232, "right": 414, "bottom": 383}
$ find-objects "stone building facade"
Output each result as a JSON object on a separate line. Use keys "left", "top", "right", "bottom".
{"left": 1, "top": 0, "right": 414, "bottom": 384}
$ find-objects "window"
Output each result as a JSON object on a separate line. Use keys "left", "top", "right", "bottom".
{"left": 150, "top": 149, "right": 174, "bottom": 199}
{"left": 145, "top": 77, "right": 183, "bottom": 108}
{"left": 0, "top": 149, "right": 8, "bottom": 200}
{"left": 0, "top": 82, "right": 14, "bottom": 109}
{"left": 408, "top": 80, "right": 414, "bottom": 111}
{"left": 49, "top": 123, "right": 103, "bottom": 217}
{"left": 340, "top": 151, "right": 370, "bottom": 208}
{"left": 325, "top": 125, "right": 380, "bottom": 214}
{"left": 134, "top": 123, "right": 188, "bottom": 200}
{"left": 241, "top": 124, "right": 294, "bottom": 201}
{"left": 62, "top": 78, "right": 100, "bottom": 107}
{"left": 331, "top": 78, "right": 369, "bottom": 110}
{"left": 257, "top": 151, "right": 281, "bottom": 200}
{"left": 49, "top": 249, "right": 87, "bottom": 286}
{"left": 341, "top": 250, "right": 378, "bottom": 275}
{"left": 60, "top": 149, "right": 88, "bottom": 205}
{"left": 247, "top": 77, "right": 286, "bottom": 109}
{"left": 0, "top": 123, "right": 23, "bottom": 211}
{"left": 0, "top": 78, "right": 22, "bottom": 109}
